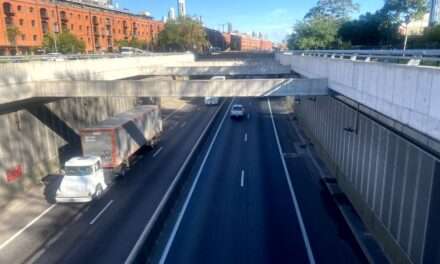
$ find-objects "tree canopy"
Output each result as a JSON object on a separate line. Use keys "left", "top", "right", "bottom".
{"left": 338, "top": 11, "right": 401, "bottom": 47}
{"left": 382, "top": 0, "right": 428, "bottom": 22}
{"left": 288, "top": 17, "right": 342, "bottom": 49}
{"left": 286, "top": 0, "right": 437, "bottom": 50}
{"left": 288, "top": 0, "right": 358, "bottom": 50}
{"left": 157, "top": 17, "right": 208, "bottom": 52}
{"left": 305, "top": 0, "right": 359, "bottom": 20}
{"left": 43, "top": 31, "right": 85, "bottom": 54}
{"left": 115, "top": 37, "right": 150, "bottom": 50}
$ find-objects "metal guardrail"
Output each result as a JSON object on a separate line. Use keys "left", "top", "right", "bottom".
{"left": 0, "top": 52, "right": 191, "bottom": 63}
{"left": 284, "top": 49, "right": 440, "bottom": 66}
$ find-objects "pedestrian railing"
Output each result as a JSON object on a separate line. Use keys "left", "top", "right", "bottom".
{"left": 0, "top": 52, "right": 190, "bottom": 63}
{"left": 285, "top": 49, "right": 440, "bottom": 67}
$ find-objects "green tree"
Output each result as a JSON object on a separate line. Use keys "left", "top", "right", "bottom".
{"left": 288, "top": 0, "right": 359, "bottom": 50}
{"left": 115, "top": 37, "right": 150, "bottom": 50}
{"left": 338, "top": 11, "right": 401, "bottom": 48}
{"left": 43, "top": 31, "right": 85, "bottom": 54}
{"left": 157, "top": 17, "right": 208, "bottom": 52}
{"left": 6, "top": 26, "right": 21, "bottom": 54}
{"left": 418, "top": 24, "right": 440, "bottom": 48}
{"left": 288, "top": 17, "right": 343, "bottom": 49}
{"left": 305, "top": 0, "right": 359, "bottom": 20}
{"left": 382, "top": 0, "right": 428, "bottom": 50}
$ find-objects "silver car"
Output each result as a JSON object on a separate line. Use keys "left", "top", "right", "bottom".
{"left": 230, "top": 104, "right": 245, "bottom": 119}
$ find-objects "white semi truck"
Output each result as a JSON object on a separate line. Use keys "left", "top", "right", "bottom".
{"left": 56, "top": 105, "right": 163, "bottom": 203}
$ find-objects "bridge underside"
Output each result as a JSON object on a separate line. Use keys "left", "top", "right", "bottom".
{"left": 0, "top": 78, "right": 328, "bottom": 109}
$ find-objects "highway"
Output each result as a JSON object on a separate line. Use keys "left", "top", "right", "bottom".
{"left": 0, "top": 97, "right": 367, "bottom": 264}
{"left": 149, "top": 98, "right": 366, "bottom": 264}
{"left": 0, "top": 98, "right": 220, "bottom": 264}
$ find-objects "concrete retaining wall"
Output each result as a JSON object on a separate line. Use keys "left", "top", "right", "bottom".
{"left": 0, "top": 96, "right": 148, "bottom": 207}
{"left": 276, "top": 53, "right": 440, "bottom": 143}
{"left": 294, "top": 95, "right": 440, "bottom": 264}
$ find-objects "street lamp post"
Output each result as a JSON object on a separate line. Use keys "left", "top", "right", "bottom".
{"left": 403, "top": 15, "right": 411, "bottom": 53}
{"left": 53, "top": 24, "right": 59, "bottom": 53}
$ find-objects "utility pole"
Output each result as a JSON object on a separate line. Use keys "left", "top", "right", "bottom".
{"left": 403, "top": 15, "right": 410, "bottom": 53}
{"left": 53, "top": 24, "right": 59, "bottom": 53}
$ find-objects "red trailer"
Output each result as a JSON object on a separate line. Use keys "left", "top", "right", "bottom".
{"left": 80, "top": 105, "right": 162, "bottom": 181}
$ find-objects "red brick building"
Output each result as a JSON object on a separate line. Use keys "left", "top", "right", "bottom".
{"left": 229, "top": 33, "right": 272, "bottom": 52}
{"left": 0, "top": 0, "right": 164, "bottom": 54}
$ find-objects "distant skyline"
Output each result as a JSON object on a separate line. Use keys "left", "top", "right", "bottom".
{"left": 116, "top": 0, "right": 385, "bottom": 42}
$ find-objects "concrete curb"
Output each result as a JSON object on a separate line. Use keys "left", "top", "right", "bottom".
{"left": 124, "top": 101, "right": 227, "bottom": 264}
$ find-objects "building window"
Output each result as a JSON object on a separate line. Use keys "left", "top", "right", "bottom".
{"left": 31, "top": 20, "right": 35, "bottom": 27}
{"left": 29, "top": 7, "right": 33, "bottom": 13}
{"left": 78, "top": 14, "right": 80, "bottom": 19}
{"left": 17, "top": 5, "right": 21, "bottom": 11}
{"left": 86, "top": 15, "right": 88, "bottom": 20}
{"left": 71, "top": 24, "right": 74, "bottom": 30}
{"left": 21, "top": 34, "right": 25, "bottom": 41}
{"left": 79, "top": 25, "right": 82, "bottom": 31}
{"left": 19, "top": 19, "right": 24, "bottom": 26}
{"left": 33, "top": 35, "right": 37, "bottom": 41}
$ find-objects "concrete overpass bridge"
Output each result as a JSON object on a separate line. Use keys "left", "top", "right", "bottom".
{"left": 1, "top": 51, "right": 440, "bottom": 264}
{"left": 0, "top": 52, "right": 324, "bottom": 112}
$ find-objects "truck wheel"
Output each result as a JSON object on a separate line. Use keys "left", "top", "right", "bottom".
{"left": 94, "top": 184, "right": 103, "bottom": 199}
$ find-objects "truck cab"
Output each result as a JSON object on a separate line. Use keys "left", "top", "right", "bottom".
{"left": 56, "top": 156, "right": 108, "bottom": 203}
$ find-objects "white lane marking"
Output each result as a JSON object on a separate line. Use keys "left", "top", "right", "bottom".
{"left": 164, "top": 103, "right": 186, "bottom": 121}
{"left": 124, "top": 100, "right": 229, "bottom": 264}
{"left": 153, "top": 146, "right": 164, "bottom": 158}
{"left": 0, "top": 204, "right": 56, "bottom": 250}
{"left": 27, "top": 207, "right": 86, "bottom": 263}
{"left": 89, "top": 200, "right": 114, "bottom": 225}
{"left": 244, "top": 133, "right": 248, "bottom": 142}
{"left": 180, "top": 121, "right": 187, "bottom": 128}
{"left": 268, "top": 99, "right": 316, "bottom": 264}
{"left": 158, "top": 99, "right": 234, "bottom": 264}
{"left": 241, "top": 170, "right": 245, "bottom": 188}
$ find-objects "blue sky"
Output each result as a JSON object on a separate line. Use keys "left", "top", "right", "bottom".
{"left": 116, "top": 0, "right": 385, "bottom": 42}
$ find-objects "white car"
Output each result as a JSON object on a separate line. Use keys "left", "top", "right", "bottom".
{"left": 230, "top": 104, "right": 245, "bottom": 119}
{"left": 204, "top": 96, "right": 220, "bottom": 105}
{"left": 45, "top": 53, "right": 65, "bottom": 61}
{"left": 211, "top": 76, "right": 226, "bottom": 81}
{"left": 56, "top": 156, "right": 108, "bottom": 203}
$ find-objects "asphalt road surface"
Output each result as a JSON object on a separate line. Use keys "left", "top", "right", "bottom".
{"left": 150, "top": 98, "right": 367, "bottom": 264}
{"left": 1, "top": 97, "right": 367, "bottom": 264}
{"left": 0, "top": 98, "right": 220, "bottom": 264}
